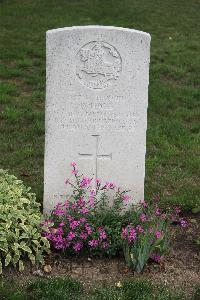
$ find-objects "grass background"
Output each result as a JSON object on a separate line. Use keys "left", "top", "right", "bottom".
{"left": 0, "top": 0, "right": 199, "bottom": 210}
{"left": 1, "top": 276, "right": 198, "bottom": 300}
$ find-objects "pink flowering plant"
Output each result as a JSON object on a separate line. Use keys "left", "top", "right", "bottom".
{"left": 42, "top": 162, "right": 131, "bottom": 256}
{"left": 42, "top": 163, "right": 187, "bottom": 268}
{"left": 122, "top": 196, "right": 187, "bottom": 272}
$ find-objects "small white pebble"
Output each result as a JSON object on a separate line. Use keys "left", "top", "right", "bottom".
{"left": 33, "top": 270, "right": 44, "bottom": 277}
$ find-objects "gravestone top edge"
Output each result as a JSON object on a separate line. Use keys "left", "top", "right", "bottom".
{"left": 46, "top": 25, "right": 151, "bottom": 39}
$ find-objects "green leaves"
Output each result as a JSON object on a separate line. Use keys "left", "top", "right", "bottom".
{"left": 5, "top": 220, "right": 12, "bottom": 229}
{"left": 5, "top": 253, "right": 11, "bottom": 266}
{"left": 0, "top": 169, "right": 50, "bottom": 274}
{"left": 20, "top": 243, "right": 32, "bottom": 254}
{"left": 19, "top": 260, "right": 24, "bottom": 272}
{"left": 197, "top": 239, "right": 200, "bottom": 251}
{"left": 0, "top": 242, "right": 8, "bottom": 253}
{"left": 192, "top": 206, "right": 200, "bottom": 214}
{"left": 28, "top": 253, "right": 36, "bottom": 265}
{"left": 13, "top": 251, "right": 20, "bottom": 265}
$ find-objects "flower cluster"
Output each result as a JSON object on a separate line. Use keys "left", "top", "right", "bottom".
{"left": 150, "top": 253, "right": 162, "bottom": 263}
{"left": 43, "top": 163, "right": 188, "bottom": 272}
{"left": 42, "top": 162, "right": 131, "bottom": 255}
{"left": 42, "top": 200, "right": 110, "bottom": 253}
{"left": 122, "top": 223, "right": 164, "bottom": 244}
{"left": 121, "top": 196, "right": 188, "bottom": 272}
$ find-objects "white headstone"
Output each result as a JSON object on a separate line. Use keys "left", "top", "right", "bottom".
{"left": 44, "top": 25, "right": 151, "bottom": 212}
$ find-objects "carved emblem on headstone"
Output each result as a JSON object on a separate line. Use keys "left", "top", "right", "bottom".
{"left": 76, "top": 41, "right": 122, "bottom": 90}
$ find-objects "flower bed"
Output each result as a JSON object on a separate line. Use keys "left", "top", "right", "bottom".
{"left": 42, "top": 163, "right": 187, "bottom": 272}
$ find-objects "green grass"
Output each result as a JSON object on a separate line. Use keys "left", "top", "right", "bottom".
{"left": 0, "top": 0, "right": 199, "bottom": 210}
{"left": 0, "top": 277, "right": 193, "bottom": 300}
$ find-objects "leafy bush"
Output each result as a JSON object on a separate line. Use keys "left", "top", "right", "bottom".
{"left": 0, "top": 169, "right": 50, "bottom": 273}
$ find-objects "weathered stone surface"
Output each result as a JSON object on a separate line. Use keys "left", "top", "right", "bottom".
{"left": 44, "top": 25, "right": 151, "bottom": 212}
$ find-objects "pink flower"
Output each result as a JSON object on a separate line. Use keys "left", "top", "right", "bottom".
{"left": 77, "top": 198, "right": 85, "bottom": 207}
{"left": 98, "top": 226, "right": 103, "bottom": 231}
{"left": 70, "top": 162, "right": 76, "bottom": 167}
{"left": 99, "top": 231, "right": 107, "bottom": 240}
{"left": 79, "top": 217, "right": 86, "bottom": 223}
{"left": 105, "top": 181, "right": 116, "bottom": 189}
{"left": 55, "top": 241, "right": 65, "bottom": 250}
{"left": 175, "top": 206, "right": 181, "bottom": 214}
{"left": 96, "top": 178, "right": 101, "bottom": 184}
{"left": 161, "top": 214, "right": 167, "bottom": 220}
{"left": 80, "top": 207, "right": 89, "bottom": 214}
{"left": 88, "top": 197, "right": 94, "bottom": 207}
{"left": 55, "top": 203, "right": 63, "bottom": 209}
{"left": 139, "top": 200, "right": 148, "bottom": 208}
{"left": 136, "top": 224, "right": 144, "bottom": 233}
{"left": 109, "top": 182, "right": 116, "bottom": 189}
{"left": 140, "top": 213, "right": 147, "bottom": 222}
{"left": 67, "top": 231, "right": 76, "bottom": 241}
{"left": 90, "top": 189, "right": 96, "bottom": 197}
{"left": 180, "top": 219, "right": 188, "bottom": 228}
{"left": 150, "top": 253, "right": 161, "bottom": 263}
{"left": 88, "top": 239, "right": 98, "bottom": 248}
{"left": 72, "top": 169, "right": 78, "bottom": 175}
{"left": 52, "top": 235, "right": 63, "bottom": 243}
{"left": 71, "top": 204, "right": 77, "bottom": 210}
{"left": 80, "top": 176, "right": 92, "bottom": 188}
{"left": 155, "top": 208, "right": 161, "bottom": 216}
{"left": 65, "top": 200, "right": 69, "bottom": 208}
{"left": 54, "top": 209, "right": 65, "bottom": 216}
{"left": 149, "top": 227, "right": 154, "bottom": 233}
{"left": 70, "top": 220, "right": 80, "bottom": 230}
{"left": 57, "top": 227, "right": 64, "bottom": 235}
{"left": 85, "top": 224, "right": 93, "bottom": 235}
{"left": 67, "top": 215, "right": 74, "bottom": 222}
{"left": 155, "top": 231, "right": 163, "bottom": 239}
{"left": 79, "top": 232, "right": 88, "bottom": 240}
{"left": 128, "top": 228, "right": 137, "bottom": 242}
{"left": 102, "top": 241, "right": 109, "bottom": 249}
{"left": 122, "top": 228, "right": 128, "bottom": 239}
{"left": 59, "top": 221, "right": 65, "bottom": 227}
{"left": 73, "top": 242, "right": 83, "bottom": 252}
{"left": 122, "top": 194, "right": 131, "bottom": 202}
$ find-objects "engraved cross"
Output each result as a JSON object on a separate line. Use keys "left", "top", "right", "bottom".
{"left": 78, "top": 135, "right": 112, "bottom": 179}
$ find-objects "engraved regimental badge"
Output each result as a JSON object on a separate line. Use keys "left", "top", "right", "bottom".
{"left": 76, "top": 41, "right": 122, "bottom": 90}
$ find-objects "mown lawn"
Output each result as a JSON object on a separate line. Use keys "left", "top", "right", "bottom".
{"left": 0, "top": 0, "right": 199, "bottom": 210}
{"left": 1, "top": 277, "right": 200, "bottom": 300}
